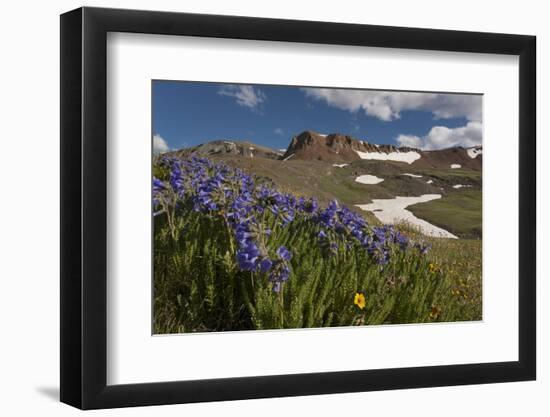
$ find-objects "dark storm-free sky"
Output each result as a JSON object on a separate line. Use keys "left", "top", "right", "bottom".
{"left": 152, "top": 81, "right": 482, "bottom": 153}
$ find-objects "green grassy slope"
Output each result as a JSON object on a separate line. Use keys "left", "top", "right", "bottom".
{"left": 407, "top": 190, "right": 482, "bottom": 239}
{"left": 209, "top": 155, "right": 482, "bottom": 238}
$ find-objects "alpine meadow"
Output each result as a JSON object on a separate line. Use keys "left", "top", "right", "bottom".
{"left": 152, "top": 81, "right": 482, "bottom": 334}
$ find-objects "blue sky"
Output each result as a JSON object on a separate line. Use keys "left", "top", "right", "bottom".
{"left": 152, "top": 81, "right": 482, "bottom": 153}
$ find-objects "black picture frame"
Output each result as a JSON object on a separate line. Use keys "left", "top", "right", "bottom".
{"left": 60, "top": 6, "right": 536, "bottom": 410}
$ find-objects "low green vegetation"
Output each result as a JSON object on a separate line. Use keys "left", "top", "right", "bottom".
{"left": 153, "top": 156, "right": 482, "bottom": 333}
{"left": 391, "top": 222, "right": 482, "bottom": 322}
{"left": 428, "top": 238, "right": 482, "bottom": 321}
{"left": 407, "top": 190, "right": 482, "bottom": 239}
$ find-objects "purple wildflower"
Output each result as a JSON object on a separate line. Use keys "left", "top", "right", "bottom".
{"left": 259, "top": 258, "right": 273, "bottom": 273}
{"left": 276, "top": 246, "right": 292, "bottom": 261}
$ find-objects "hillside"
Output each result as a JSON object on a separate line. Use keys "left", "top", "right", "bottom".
{"left": 201, "top": 154, "right": 482, "bottom": 239}
{"left": 169, "top": 139, "right": 283, "bottom": 160}
{"left": 163, "top": 131, "right": 482, "bottom": 239}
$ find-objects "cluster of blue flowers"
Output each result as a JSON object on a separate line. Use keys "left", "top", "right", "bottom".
{"left": 314, "top": 200, "right": 412, "bottom": 265}
{"left": 153, "top": 156, "right": 428, "bottom": 292}
{"left": 233, "top": 221, "right": 291, "bottom": 291}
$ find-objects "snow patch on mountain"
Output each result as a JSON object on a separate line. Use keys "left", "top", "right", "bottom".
{"left": 354, "top": 150, "right": 421, "bottom": 164}
{"left": 467, "top": 147, "right": 482, "bottom": 159}
{"left": 355, "top": 175, "right": 384, "bottom": 185}
{"left": 356, "top": 195, "right": 458, "bottom": 239}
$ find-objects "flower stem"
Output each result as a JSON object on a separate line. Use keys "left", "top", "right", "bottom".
{"left": 279, "top": 285, "right": 284, "bottom": 328}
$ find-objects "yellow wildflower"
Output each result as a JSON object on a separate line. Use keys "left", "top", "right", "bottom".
{"left": 354, "top": 293, "right": 366, "bottom": 310}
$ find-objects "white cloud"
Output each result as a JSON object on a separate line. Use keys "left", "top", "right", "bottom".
{"left": 153, "top": 134, "right": 170, "bottom": 154}
{"left": 301, "top": 88, "right": 482, "bottom": 122}
{"left": 396, "top": 134, "right": 424, "bottom": 148}
{"left": 396, "top": 121, "right": 482, "bottom": 150}
{"left": 274, "top": 128, "right": 284, "bottom": 135}
{"left": 218, "top": 84, "right": 266, "bottom": 111}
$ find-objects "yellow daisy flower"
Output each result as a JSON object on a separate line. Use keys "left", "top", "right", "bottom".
{"left": 354, "top": 293, "right": 366, "bottom": 310}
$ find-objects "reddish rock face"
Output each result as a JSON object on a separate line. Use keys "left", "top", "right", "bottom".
{"left": 282, "top": 131, "right": 362, "bottom": 162}
{"left": 282, "top": 130, "right": 481, "bottom": 170}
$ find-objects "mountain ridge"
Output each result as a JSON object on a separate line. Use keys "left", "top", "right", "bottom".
{"left": 281, "top": 131, "right": 482, "bottom": 169}
{"left": 168, "top": 139, "right": 283, "bottom": 160}
{"left": 165, "top": 130, "right": 482, "bottom": 170}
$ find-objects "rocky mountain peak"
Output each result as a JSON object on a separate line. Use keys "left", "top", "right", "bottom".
{"left": 282, "top": 130, "right": 419, "bottom": 163}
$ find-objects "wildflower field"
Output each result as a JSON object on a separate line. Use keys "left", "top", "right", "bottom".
{"left": 153, "top": 156, "right": 481, "bottom": 333}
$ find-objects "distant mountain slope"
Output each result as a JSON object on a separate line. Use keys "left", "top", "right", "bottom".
{"left": 161, "top": 133, "right": 482, "bottom": 238}
{"left": 169, "top": 140, "right": 282, "bottom": 160}
{"left": 281, "top": 131, "right": 482, "bottom": 170}
{"left": 412, "top": 146, "right": 482, "bottom": 170}
{"left": 202, "top": 154, "right": 482, "bottom": 239}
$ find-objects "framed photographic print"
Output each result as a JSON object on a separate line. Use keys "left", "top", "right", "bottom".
{"left": 60, "top": 6, "right": 536, "bottom": 409}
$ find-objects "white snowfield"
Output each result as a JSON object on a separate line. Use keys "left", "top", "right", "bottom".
{"left": 356, "top": 194, "right": 458, "bottom": 239}
{"left": 467, "top": 147, "right": 482, "bottom": 159}
{"left": 283, "top": 153, "right": 295, "bottom": 161}
{"left": 332, "top": 163, "right": 349, "bottom": 168}
{"left": 402, "top": 173, "right": 423, "bottom": 178}
{"left": 450, "top": 164, "right": 462, "bottom": 169}
{"left": 426, "top": 179, "right": 434, "bottom": 184}
{"left": 355, "top": 174, "right": 384, "bottom": 185}
{"left": 452, "top": 184, "right": 471, "bottom": 189}
{"left": 355, "top": 150, "right": 421, "bottom": 164}
{"left": 278, "top": 148, "right": 286, "bottom": 153}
